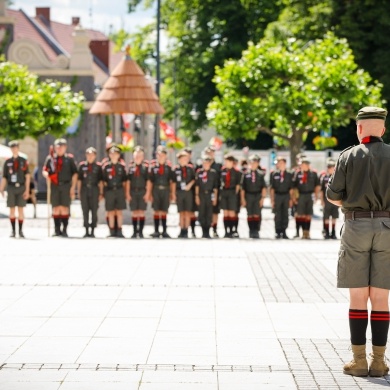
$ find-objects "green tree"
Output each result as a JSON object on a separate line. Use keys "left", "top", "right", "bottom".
{"left": 126, "top": 0, "right": 282, "bottom": 141}
{"left": 208, "top": 33, "right": 384, "bottom": 163}
{"left": 0, "top": 61, "right": 84, "bottom": 139}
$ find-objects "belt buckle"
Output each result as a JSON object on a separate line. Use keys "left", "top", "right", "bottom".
{"left": 15, "top": 183, "right": 20, "bottom": 188}
{"left": 371, "top": 211, "right": 374, "bottom": 218}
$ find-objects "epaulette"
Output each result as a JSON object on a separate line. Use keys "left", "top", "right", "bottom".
{"left": 79, "top": 161, "right": 87, "bottom": 166}
{"left": 101, "top": 157, "right": 109, "bottom": 164}
{"left": 119, "top": 161, "right": 126, "bottom": 167}
{"left": 102, "top": 161, "right": 110, "bottom": 168}
{"left": 270, "top": 169, "right": 275, "bottom": 174}
{"left": 311, "top": 169, "right": 318, "bottom": 173}
{"left": 221, "top": 165, "right": 226, "bottom": 170}
{"left": 188, "top": 162, "right": 194, "bottom": 168}
{"left": 166, "top": 160, "right": 172, "bottom": 167}
{"left": 149, "top": 159, "right": 157, "bottom": 167}
{"left": 339, "top": 145, "right": 354, "bottom": 157}
{"left": 234, "top": 167, "right": 240, "bottom": 172}
{"left": 144, "top": 161, "right": 149, "bottom": 167}
{"left": 96, "top": 161, "right": 102, "bottom": 166}
{"left": 319, "top": 170, "right": 326, "bottom": 176}
{"left": 196, "top": 167, "right": 202, "bottom": 173}
{"left": 66, "top": 153, "right": 74, "bottom": 158}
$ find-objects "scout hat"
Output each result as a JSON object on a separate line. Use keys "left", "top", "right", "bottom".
{"left": 276, "top": 156, "right": 286, "bottom": 163}
{"left": 108, "top": 144, "right": 120, "bottom": 153}
{"left": 54, "top": 138, "right": 67, "bottom": 146}
{"left": 356, "top": 106, "right": 387, "bottom": 121}
{"left": 301, "top": 157, "right": 310, "bottom": 164}
{"left": 8, "top": 140, "right": 19, "bottom": 147}
{"left": 156, "top": 145, "right": 167, "bottom": 154}
{"left": 202, "top": 154, "right": 212, "bottom": 161}
{"left": 326, "top": 158, "right": 336, "bottom": 167}
{"left": 248, "top": 154, "right": 260, "bottom": 162}
{"left": 134, "top": 145, "right": 144, "bottom": 152}
{"left": 183, "top": 147, "right": 192, "bottom": 154}
{"left": 86, "top": 147, "right": 97, "bottom": 154}
{"left": 176, "top": 151, "right": 188, "bottom": 159}
{"left": 224, "top": 153, "right": 235, "bottom": 162}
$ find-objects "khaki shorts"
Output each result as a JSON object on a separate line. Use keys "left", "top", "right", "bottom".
{"left": 51, "top": 183, "right": 71, "bottom": 207}
{"left": 297, "top": 193, "right": 313, "bottom": 215}
{"left": 7, "top": 185, "right": 26, "bottom": 207}
{"left": 337, "top": 217, "right": 390, "bottom": 289}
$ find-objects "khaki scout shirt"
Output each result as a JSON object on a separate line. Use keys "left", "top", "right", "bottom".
{"left": 327, "top": 137, "right": 390, "bottom": 213}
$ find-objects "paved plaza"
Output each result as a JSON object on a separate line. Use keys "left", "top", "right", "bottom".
{"left": 0, "top": 199, "right": 389, "bottom": 389}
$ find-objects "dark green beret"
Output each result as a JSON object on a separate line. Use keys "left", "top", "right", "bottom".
{"left": 356, "top": 106, "right": 387, "bottom": 121}
{"left": 8, "top": 140, "right": 19, "bottom": 147}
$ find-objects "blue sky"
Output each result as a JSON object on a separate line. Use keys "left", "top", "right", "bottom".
{"left": 10, "top": 0, "right": 155, "bottom": 35}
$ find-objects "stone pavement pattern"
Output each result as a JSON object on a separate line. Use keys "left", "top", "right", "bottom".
{"left": 0, "top": 200, "right": 389, "bottom": 389}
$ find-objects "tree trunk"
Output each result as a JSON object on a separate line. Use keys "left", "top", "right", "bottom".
{"left": 289, "top": 128, "right": 305, "bottom": 168}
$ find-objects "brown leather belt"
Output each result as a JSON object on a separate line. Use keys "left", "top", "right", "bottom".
{"left": 345, "top": 211, "right": 390, "bottom": 220}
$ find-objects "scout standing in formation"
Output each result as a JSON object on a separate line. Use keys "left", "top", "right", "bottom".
{"left": 127, "top": 146, "right": 149, "bottom": 238}
{"left": 270, "top": 156, "right": 294, "bottom": 239}
{"left": 292, "top": 158, "right": 320, "bottom": 239}
{"left": 220, "top": 154, "right": 242, "bottom": 238}
{"left": 102, "top": 145, "right": 127, "bottom": 238}
{"left": 319, "top": 158, "right": 339, "bottom": 239}
{"left": 241, "top": 154, "right": 267, "bottom": 239}
{"left": 77, "top": 147, "right": 103, "bottom": 238}
{"left": 171, "top": 151, "right": 196, "bottom": 238}
{"left": 0, "top": 141, "right": 30, "bottom": 238}
{"left": 195, "top": 154, "right": 219, "bottom": 238}
{"left": 183, "top": 147, "right": 198, "bottom": 238}
{"left": 42, "top": 138, "right": 78, "bottom": 237}
{"left": 148, "top": 145, "right": 173, "bottom": 238}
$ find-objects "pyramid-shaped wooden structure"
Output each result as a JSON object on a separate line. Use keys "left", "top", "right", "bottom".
{"left": 89, "top": 50, "right": 165, "bottom": 115}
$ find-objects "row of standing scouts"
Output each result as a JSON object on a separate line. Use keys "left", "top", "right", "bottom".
{"left": 0, "top": 138, "right": 340, "bottom": 239}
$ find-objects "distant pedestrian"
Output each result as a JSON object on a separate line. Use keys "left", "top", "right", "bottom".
{"left": 77, "top": 147, "right": 103, "bottom": 238}
{"left": 42, "top": 138, "right": 78, "bottom": 237}
{"left": 0, "top": 141, "right": 30, "bottom": 238}
{"left": 327, "top": 106, "right": 390, "bottom": 377}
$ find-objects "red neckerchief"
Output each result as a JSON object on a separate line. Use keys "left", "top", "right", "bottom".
{"left": 182, "top": 166, "right": 187, "bottom": 179}
{"left": 13, "top": 157, "right": 19, "bottom": 172}
{"left": 280, "top": 171, "right": 284, "bottom": 183}
{"left": 225, "top": 169, "right": 231, "bottom": 188}
{"left": 302, "top": 171, "right": 308, "bottom": 184}
{"left": 88, "top": 163, "right": 92, "bottom": 173}
{"left": 203, "top": 170, "right": 208, "bottom": 183}
{"left": 251, "top": 170, "right": 255, "bottom": 183}
{"left": 56, "top": 156, "right": 63, "bottom": 173}
{"left": 159, "top": 164, "right": 164, "bottom": 175}
{"left": 111, "top": 164, "right": 116, "bottom": 177}
{"left": 135, "top": 164, "right": 140, "bottom": 177}
{"left": 361, "top": 136, "right": 372, "bottom": 144}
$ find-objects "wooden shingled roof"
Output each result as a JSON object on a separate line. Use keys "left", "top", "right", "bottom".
{"left": 89, "top": 49, "right": 165, "bottom": 115}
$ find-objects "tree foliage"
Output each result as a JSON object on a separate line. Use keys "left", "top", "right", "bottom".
{"left": 208, "top": 33, "right": 384, "bottom": 162}
{"left": 0, "top": 61, "right": 85, "bottom": 139}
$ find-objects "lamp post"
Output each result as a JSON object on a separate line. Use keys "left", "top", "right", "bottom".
{"left": 153, "top": 0, "right": 161, "bottom": 157}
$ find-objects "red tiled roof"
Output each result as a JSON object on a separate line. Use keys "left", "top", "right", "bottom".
{"left": 6, "top": 8, "right": 122, "bottom": 79}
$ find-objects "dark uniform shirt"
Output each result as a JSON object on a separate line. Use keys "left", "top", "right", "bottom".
{"left": 149, "top": 161, "right": 172, "bottom": 187}
{"left": 171, "top": 165, "right": 196, "bottom": 191}
{"left": 3, "top": 156, "right": 29, "bottom": 185}
{"left": 195, "top": 168, "right": 219, "bottom": 193}
{"left": 128, "top": 162, "right": 149, "bottom": 189}
{"left": 78, "top": 161, "right": 103, "bottom": 187}
{"left": 102, "top": 161, "right": 127, "bottom": 188}
{"left": 320, "top": 172, "right": 331, "bottom": 194}
{"left": 241, "top": 169, "right": 266, "bottom": 193}
{"left": 270, "top": 170, "right": 293, "bottom": 193}
{"left": 293, "top": 169, "right": 320, "bottom": 193}
{"left": 43, "top": 153, "right": 77, "bottom": 184}
{"left": 220, "top": 167, "right": 241, "bottom": 190}
{"left": 327, "top": 137, "right": 390, "bottom": 213}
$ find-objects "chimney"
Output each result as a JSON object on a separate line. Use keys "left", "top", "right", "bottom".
{"left": 89, "top": 40, "right": 110, "bottom": 70}
{"left": 36, "top": 7, "right": 50, "bottom": 23}
{"left": 72, "top": 17, "right": 80, "bottom": 26}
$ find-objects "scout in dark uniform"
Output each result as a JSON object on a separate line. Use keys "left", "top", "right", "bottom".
{"left": 231, "top": 157, "right": 242, "bottom": 237}
{"left": 292, "top": 153, "right": 305, "bottom": 235}
{"left": 292, "top": 158, "right": 320, "bottom": 239}
{"left": 319, "top": 158, "right": 339, "bottom": 239}
{"left": 195, "top": 155, "right": 219, "bottom": 238}
{"left": 327, "top": 107, "right": 390, "bottom": 377}
{"left": 77, "top": 147, "right": 103, "bottom": 238}
{"left": 171, "top": 151, "right": 196, "bottom": 238}
{"left": 241, "top": 154, "right": 267, "bottom": 239}
{"left": 184, "top": 147, "right": 198, "bottom": 238}
{"left": 126, "top": 146, "right": 149, "bottom": 238}
{"left": 42, "top": 138, "right": 78, "bottom": 237}
{"left": 205, "top": 146, "right": 222, "bottom": 237}
{"left": 220, "top": 154, "right": 242, "bottom": 238}
{"left": 270, "top": 156, "right": 294, "bottom": 239}
{"left": 0, "top": 141, "right": 30, "bottom": 238}
{"left": 148, "top": 145, "right": 173, "bottom": 238}
{"left": 102, "top": 145, "right": 127, "bottom": 238}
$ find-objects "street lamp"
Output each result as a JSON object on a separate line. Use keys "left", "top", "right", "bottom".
{"left": 190, "top": 104, "right": 200, "bottom": 121}
{"left": 153, "top": 0, "right": 161, "bottom": 156}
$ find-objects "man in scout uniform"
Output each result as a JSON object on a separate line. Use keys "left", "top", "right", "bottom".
{"left": 270, "top": 156, "right": 294, "bottom": 239}
{"left": 148, "top": 145, "right": 173, "bottom": 238}
{"left": 195, "top": 155, "right": 219, "bottom": 238}
{"left": 327, "top": 106, "right": 390, "bottom": 378}
{"left": 102, "top": 144, "right": 127, "bottom": 238}
{"left": 241, "top": 154, "right": 267, "bottom": 239}
{"left": 77, "top": 147, "right": 103, "bottom": 238}
{"left": 204, "top": 146, "right": 222, "bottom": 237}
{"left": 42, "top": 138, "right": 78, "bottom": 237}
{"left": 220, "top": 153, "right": 242, "bottom": 238}
{"left": 183, "top": 147, "right": 198, "bottom": 238}
{"left": 126, "top": 146, "right": 149, "bottom": 238}
{"left": 320, "top": 158, "right": 339, "bottom": 239}
{"left": 171, "top": 151, "right": 196, "bottom": 238}
{"left": 0, "top": 141, "right": 30, "bottom": 238}
{"left": 292, "top": 157, "right": 320, "bottom": 239}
